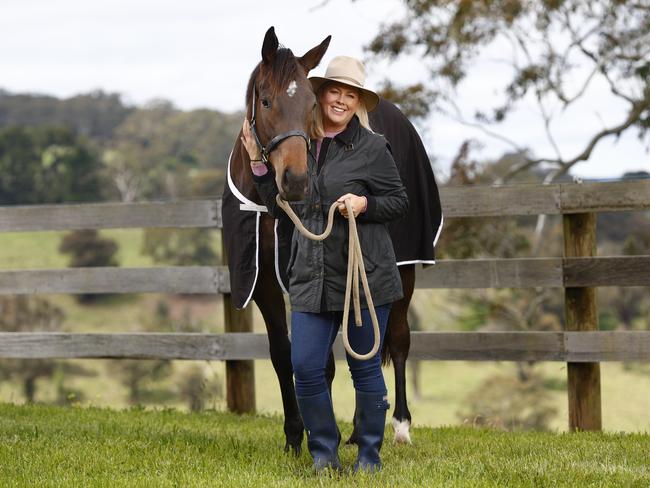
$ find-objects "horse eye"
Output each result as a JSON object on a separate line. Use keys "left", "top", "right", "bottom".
{"left": 261, "top": 99, "right": 271, "bottom": 109}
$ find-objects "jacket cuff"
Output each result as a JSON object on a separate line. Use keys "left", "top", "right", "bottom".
{"left": 252, "top": 170, "right": 274, "bottom": 184}
{"left": 357, "top": 195, "right": 377, "bottom": 221}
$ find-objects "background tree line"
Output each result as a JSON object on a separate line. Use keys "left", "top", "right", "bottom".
{"left": 0, "top": 89, "right": 242, "bottom": 204}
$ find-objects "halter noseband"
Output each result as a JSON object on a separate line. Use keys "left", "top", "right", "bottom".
{"left": 249, "top": 84, "right": 310, "bottom": 165}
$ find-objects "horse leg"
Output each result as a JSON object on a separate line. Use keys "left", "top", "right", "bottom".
{"left": 387, "top": 264, "right": 415, "bottom": 443}
{"left": 253, "top": 280, "right": 304, "bottom": 454}
{"left": 345, "top": 264, "right": 415, "bottom": 445}
{"left": 253, "top": 222, "right": 303, "bottom": 455}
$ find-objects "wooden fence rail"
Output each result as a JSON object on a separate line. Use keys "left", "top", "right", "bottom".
{"left": 1, "top": 180, "right": 649, "bottom": 232}
{"left": 1, "top": 256, "right": 649, "bottom": 295}
{"left": 0, "top": 331, "right": 650, "bottom": 363}
{"left": 0, "top": 179, "right": 649, "bottom": 432}
{"left": 0, "top": 200, "right": 222, "bottom": 232}
{"left": 1, "top": 331, "right": 649, "bottom": 362}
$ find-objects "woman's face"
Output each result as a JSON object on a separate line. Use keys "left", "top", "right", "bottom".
{"left": 318, "top": 82, "right": 361, "bottom": 132}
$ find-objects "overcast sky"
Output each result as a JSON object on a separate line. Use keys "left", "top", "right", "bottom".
{"left": 1, "top": 0, "right": 648, "bottom": 180}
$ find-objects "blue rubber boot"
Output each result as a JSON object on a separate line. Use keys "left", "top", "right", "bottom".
{"left": 296, "top": 390, "right": 342, "bottom": 471}
{"left": 354, "top": 391, "right": 390, "bottom": 472}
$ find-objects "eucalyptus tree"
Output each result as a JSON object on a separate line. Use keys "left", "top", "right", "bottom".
{"left": 367, "top": 0, "right": 650, "bottom": 181}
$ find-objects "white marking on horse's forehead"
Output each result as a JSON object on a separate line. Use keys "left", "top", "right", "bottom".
{"left": 287, "top": 80, "right": 297, "bottom": 97}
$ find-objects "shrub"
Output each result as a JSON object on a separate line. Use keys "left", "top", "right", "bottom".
{"left": 141, "top": 228, "right": 217, "bottom": 266}
{"left": 59, "top": 229, "right": 119, "bottom": 303}
{"left": 457, "top": 371, "right": 558, "bottom": 430}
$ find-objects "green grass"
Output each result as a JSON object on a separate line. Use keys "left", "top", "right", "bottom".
{"left": 0, "top": 403, "right": 649, "bottom": 487}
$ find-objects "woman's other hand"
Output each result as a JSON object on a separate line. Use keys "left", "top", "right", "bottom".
{"left": 241, "top": 118, "right": 262, "bottom": 162}
{"left": 336, "top": 193, "right": 367, "bottom": 218}
{"left": 241, "top": 118, "right": 267, "bottom": 176}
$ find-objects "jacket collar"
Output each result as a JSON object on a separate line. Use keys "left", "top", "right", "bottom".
{"left": 333, "top": 114, "right": 360, "bottom": 145}
{"left": 309, "top": 114, "right": 360, "bottom": 156}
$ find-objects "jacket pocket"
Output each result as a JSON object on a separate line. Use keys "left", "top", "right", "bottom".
{"left": 288, "top": 234, "right": 313, "bottom": 282}
{"left": 359, "top": 226, "right": 393, "bottom": 274}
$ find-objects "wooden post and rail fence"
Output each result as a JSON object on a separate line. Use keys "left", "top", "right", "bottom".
{"left": 1, "top": 179, "right": 649, "bottom": 431}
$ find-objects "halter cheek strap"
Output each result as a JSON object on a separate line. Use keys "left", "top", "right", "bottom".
{"left": 249, "top": 85, "right": 310, "bottom": 165}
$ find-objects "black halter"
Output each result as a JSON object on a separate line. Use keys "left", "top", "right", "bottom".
{"left": 249, "top": 84, "right": 310, "bottom": 165}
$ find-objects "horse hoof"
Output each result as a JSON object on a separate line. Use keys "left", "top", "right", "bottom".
{"left": 285, "top": 441, "right": 302, "bottom": 457}
{"left": 392, "top": 418, "right": 412, "bottom": 444}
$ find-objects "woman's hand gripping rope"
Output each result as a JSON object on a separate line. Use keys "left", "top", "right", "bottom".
{"left": 275, "top": 195, "right": 380, "bottom": 361}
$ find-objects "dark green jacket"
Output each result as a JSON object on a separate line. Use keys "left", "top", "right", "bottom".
{"left": 253, "top": 115, "right": 408, "bottom": 312}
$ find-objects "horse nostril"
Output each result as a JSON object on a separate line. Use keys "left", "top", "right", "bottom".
{"left": 282, "top": 168, "right": 308, "bottom": 199}
{"left": 283, "top": 168, "right": 303, "bottom": 186}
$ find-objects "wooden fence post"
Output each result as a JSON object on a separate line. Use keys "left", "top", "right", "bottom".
{"left": 221, "top": 234, "right": 255, "bottom": 414}
{"left": 563, "top": 212, "right": 602, "bottom": 431}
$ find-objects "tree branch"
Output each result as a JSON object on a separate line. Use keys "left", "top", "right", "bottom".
{"left": 549, "top": 99, "right": 649, "bottom": 179}
{"left": 497, "top": 98, "right": 648, "bottom": 184}
{"left": 568, "top": 17, "right": 650, "bottom": 105}
{"left": 308, "top": 0, "right": 331, "bottom": 12}
{"left": 530, "top": 62, "right": 563, "bottom": 161}
{"left": 443, "top": 97, "right": 524, "bottom": 153}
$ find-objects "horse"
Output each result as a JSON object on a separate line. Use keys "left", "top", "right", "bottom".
{"left": 222, "top": 27, "right": 442, "bottom": 454}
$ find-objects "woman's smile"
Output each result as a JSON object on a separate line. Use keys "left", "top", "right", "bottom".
{"left": 327, "top": 104, "right": 348, "bottom": 122}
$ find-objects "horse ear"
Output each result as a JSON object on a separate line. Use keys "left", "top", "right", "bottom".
{"left": 261, "top": 26, "right": 279, "bottom": 65}
{"left": 298, "top": 35, "right": 331, "bottom": 73}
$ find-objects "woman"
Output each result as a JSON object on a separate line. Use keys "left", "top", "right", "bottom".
{"left": 241, "top": 55, "right": 408, "bottom": 471}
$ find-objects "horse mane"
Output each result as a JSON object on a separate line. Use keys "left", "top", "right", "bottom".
{"left": 245, "top": 47, "right": 301, "bottom": 115}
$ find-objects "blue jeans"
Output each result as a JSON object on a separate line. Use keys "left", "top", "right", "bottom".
{"left": 291, "top": 304, "right": 391, "bottom": 397}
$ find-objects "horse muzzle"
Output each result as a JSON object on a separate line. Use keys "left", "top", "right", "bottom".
{"left": 278, "top": 167, "right": 308, "bottom": 201}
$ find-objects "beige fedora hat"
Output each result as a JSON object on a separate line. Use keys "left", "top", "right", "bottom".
{"left": 309, "top": 55, "right": 380, "bottom": 111}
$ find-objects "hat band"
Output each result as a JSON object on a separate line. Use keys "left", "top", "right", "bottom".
{"left": 327, "top": 74, "right": 364, "bottom": 88}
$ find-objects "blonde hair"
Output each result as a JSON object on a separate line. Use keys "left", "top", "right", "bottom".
{"left": 311, "top": 83, "right": 373, "bottom": 139}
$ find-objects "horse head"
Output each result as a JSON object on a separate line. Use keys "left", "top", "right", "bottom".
{"left": 246, "top": 27, "right": 330, "bottom": 201}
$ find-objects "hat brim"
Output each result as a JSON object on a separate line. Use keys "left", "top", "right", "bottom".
{"left": 309, "top": 76, "right": 380, "bottom": 112}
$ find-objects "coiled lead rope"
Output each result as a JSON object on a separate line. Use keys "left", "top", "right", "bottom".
{"left": 276, "top": 194, "right": 380, "bottom": 361}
